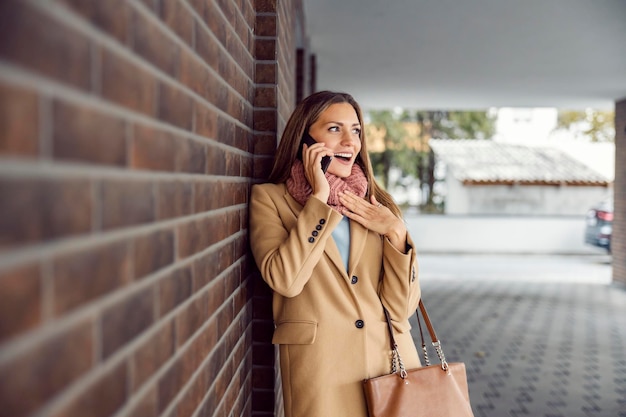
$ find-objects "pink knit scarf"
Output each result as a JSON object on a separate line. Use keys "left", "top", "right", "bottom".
{"left": 286, "top": 159, "right": 368, "bottom": 213}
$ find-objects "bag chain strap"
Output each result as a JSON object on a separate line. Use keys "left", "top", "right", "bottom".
{"left": 383, "top": 300, "right": 450, "bottom": 379}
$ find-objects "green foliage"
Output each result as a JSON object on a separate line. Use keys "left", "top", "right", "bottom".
{"left": 366, "top": 109, "right": 496, "bottom": 207}
{"left": 555, "top": 109, "right": 615, "bottom": 142}
{"left": 367, "top": 110, "right": 411, "bottom": 188}
{"left": 413, "top": 110, "right": 496, "bottom": 140}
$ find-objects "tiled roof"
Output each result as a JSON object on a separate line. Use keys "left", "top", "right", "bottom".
{"left": 429, "top": 139, "right": 610, "bottom": 186}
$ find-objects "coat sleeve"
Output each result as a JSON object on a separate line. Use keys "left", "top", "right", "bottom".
{"left": 378, "top": 233, "right": 420, "bottom": 325}
{"left": 249, "top": 185, "right": 343, "bottom": 298}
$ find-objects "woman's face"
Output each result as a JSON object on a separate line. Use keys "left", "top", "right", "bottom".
{"left": 308, "top": 103, "right": 362, "bottom": 178}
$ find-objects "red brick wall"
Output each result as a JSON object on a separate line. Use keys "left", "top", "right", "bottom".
{"left": 0, "top": 0, "right": 310, "bottom": 416}
{"left": 250, "top": 1, "right": 312, "bottom": 416}
{"left": 613, "top": 97, "right": 626, "bottom": 286}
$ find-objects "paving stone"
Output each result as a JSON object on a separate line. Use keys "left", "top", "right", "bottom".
{"left": 413, "top": 279, "right": 626, "bottom": 417}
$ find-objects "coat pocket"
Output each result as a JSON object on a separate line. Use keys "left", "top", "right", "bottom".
{"left": 272, "top": 320, "right": 318, "bottom": 345}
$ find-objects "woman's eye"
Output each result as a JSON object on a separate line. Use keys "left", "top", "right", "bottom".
{"left": 328, "top": 126, "right": 340, "bottom": 132}
{"left": 353, "top": 128, "right": 362, "bottom": 136}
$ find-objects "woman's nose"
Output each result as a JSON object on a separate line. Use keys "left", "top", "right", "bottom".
{"left": 341, "top": 131, "right": 358, "bottom": 144}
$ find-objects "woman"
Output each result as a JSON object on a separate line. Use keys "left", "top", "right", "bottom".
{"left": 249, "top": 91, "right": 421, "bottom": 417}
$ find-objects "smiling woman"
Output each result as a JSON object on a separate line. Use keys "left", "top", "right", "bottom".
{"left": 249, "top": 91, "right": 422, "bottom": 417}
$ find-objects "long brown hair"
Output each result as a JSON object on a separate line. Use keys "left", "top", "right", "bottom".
{"left": 268, "top": 91, "right": 403, "bottom": 218}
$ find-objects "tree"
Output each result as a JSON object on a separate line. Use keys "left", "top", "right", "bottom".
{"left": 365, "top": 108, "right": 496, "bottom": 208}
{"left": 365, "top": 110, "right": 409, "bottom": 189}
{"left": 554, "top": 109, "right": 615, "bottom": 142}
{"left": 411, "top": 110, "right": 496, "bottom": 209}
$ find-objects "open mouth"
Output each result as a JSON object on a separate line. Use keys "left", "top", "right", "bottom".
{"left": 334, "top": 152, "right": 353, "bottom": 162}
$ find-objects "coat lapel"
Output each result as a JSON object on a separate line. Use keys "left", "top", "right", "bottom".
{"left": 282, "top": 190, "right": 348, "bottom": 277}
{"left": 348, "top": 219, "right": 368, "bottom": 275}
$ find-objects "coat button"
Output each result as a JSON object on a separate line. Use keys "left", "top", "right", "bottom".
{"left": 351, "top": 276, "right": 358, "bottom": 284}
{"left": 315, "top": 225, "right": 322, "bottom": 230}
{"left": 355, "top": 320, "right": 364, "bottom": 328}
{"left": 312, "top": 230, "right": 319, "bottom": 237}
{"left": 308, "top": 237, "right": 315, "bottom": 243}
{"left": 319, "top": 219, "right": 326, "bottom": 224}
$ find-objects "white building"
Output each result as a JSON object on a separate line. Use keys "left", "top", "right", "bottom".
{"left": 429, "top": 139, "right": 611, "bottom": 216}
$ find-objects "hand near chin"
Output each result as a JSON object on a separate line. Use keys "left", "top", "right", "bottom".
{"left": 338, "top": 191, "right": 407, "bottom": 251}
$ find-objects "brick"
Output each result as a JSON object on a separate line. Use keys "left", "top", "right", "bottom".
{"left": 0, "top": 82, "right": 39, "bottom": 156}
{"left": 125, "top": 385, "right": 158, "bottom": 417}
{"left": 0, "top": 264, "right": 41, "bottom": 342}
{"left": 0, "top": 2, "right": 91, "bottom": 90}
{"left": 139, "top": 0, "right": 157, "bottom": 11}
{"left": 216, "top": 116, "right": 236, "bottom": 147}
{"left": 52, "top": 99, "right": 127, "bottom": 166}
{"left": 254, "top": 39, "right": 276, "bottom": 61}
{"left": 50, "top": 360, "right": 127, "bottom": 417}
{"left": 176, "top": 137, "right": 206, "bottom": 174}
{"left": 177, "top": 215, "right": 231, "bottom": 259}
{"left": 241, "top": 154, "right": 254, "bottom": 178}
{"left": 199, "top": 0, "right": 227, "bottom": 49}
{"left": 158, "top": 82, "right": 193, "bottom": 130}
{"left": 101, "top": 48, "right": 157, "bottom": 116}
{"left": 178, "top": 50, "right": 206, "bottom": 96}
{"left": 157, "top": 181, "right": 193, "bottom": 220}
{"left": 254, "top": 86, "right": 276, "bottom": 108}
{"left": 53, "top": 240, "right": 131, "bottom": 314}
{"left": 175, "top": 292, "right": 208, "bottom": 347}
{"left": 133, "top": 228, "right": 175, "bottom": 279}
{"left": 102, "top": 287, "right": 155, "bottom": 359}
{"left": 215, "top": 0, "right": 236, "bottom": 23}
{"left": 253, "top": 108, "right": 277, "bottom": 132}
{"left": 255, "top": 15, "right": 276, "bottom": 37}
{"left": 100, "top": 179, "right": 155, "bottom": 230}
{"left": 197, "top": 386, "right": 218, "bottom": 417}
{"left": 157, "top": 359, "right": 184, "bottom": 413}
{"left": 58, "top": 0, "right": 131, "bottom": 45}
{"left": 158, "top": 266, "right": 192, "bottom": 317}
{"left": 207, "top": 275, "right": 226, "bottom": 317}
{"left": 131, "top": 320, "right": 175, "bottom": 391}
{"left": 255, "top": 62, "right": 276, "bottom": 84}
{"left": 176, "top": 370, "right": 209, "bottom": 417}
{"left": 160, "top": 0, "right": 194, "bottom": 46}
{"left": 0, "top": 321, "right": 93, "bottom": 417}
{"left": 194, "top": 103, "right": 217, "bottom": 139}
{"left": 131, "top": 125, "right": 177, "bottom": 172}
{"left": 0, "top": 178, "right": 92, "bottom": 249}
{"left": 191, "top": 249, "right": 220, "bottom": 291}
{"left": 205, "top": 340, "right": 227, "bottom": 383}
{"left": 210, "top": 138, "right": 232, "bottom": 168}
{"left": 255, "top": 0, "right": 277, "bottom": 13}
{"left": 194, "top": 181, "right": 226, "bottom": 212}
{"left": 253, "top": 156, "right": 273, "bottom": 180}
{"left": 132, "top": 9, "right": 180, "bottom": 77}
{"left": 254, "top": 132, "right": 277, "bottom": 156}
{"left": 194, "top": 20, "right": 220, "bottom": 71}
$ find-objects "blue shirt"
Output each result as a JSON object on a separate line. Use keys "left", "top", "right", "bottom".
{"left": 332, "top": 216, "right": 351, "bottom": 271}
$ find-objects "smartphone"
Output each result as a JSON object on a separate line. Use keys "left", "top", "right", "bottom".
{"left": 299, "top": 131, "right": 332, "bottom": 173}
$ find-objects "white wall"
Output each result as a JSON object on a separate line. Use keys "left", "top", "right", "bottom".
{"left": 405, "top": 214, "right": 607, "bottom": 255}
{"left": 443, "top": 175, "right": 609, "bottom": 216}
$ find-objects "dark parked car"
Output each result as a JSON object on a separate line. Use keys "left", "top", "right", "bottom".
{"left": 585, "top": 197, "right": 613, "bottom": 252}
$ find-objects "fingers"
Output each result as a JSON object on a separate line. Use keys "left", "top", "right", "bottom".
{"left": 303, "top": 143, "right": 332, "bottom": 172}
{"left": 340, "top": 191, "right": 380, "bottom": 215}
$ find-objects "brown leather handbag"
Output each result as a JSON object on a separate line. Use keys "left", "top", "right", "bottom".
{"left": 362, "top": 301, "right": 474, "bottom": 417}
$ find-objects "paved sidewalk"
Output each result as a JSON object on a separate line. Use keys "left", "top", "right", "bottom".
{"left": 412, "top": 254, "right": 626, "bottom": 417}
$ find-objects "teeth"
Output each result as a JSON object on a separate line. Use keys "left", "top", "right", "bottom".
{"left": 334, "top": 153, "right": 353, "bottom": 158}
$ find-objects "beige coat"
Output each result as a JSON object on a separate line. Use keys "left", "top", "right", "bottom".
{"left": 250, "top": 183, "right": 421, "bottom": 417}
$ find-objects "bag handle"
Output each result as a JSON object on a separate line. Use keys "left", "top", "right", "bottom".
{"left": 383, "top": 300, "right": 449, "bottom": 376}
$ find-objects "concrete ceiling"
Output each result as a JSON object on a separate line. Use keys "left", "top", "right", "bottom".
{"left": 303, "top": 0, "right": 626, "bottom": 111}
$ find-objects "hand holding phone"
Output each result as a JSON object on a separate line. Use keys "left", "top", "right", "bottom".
{"left": 299, "top": 131, "right": 332, "bottom": 173}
